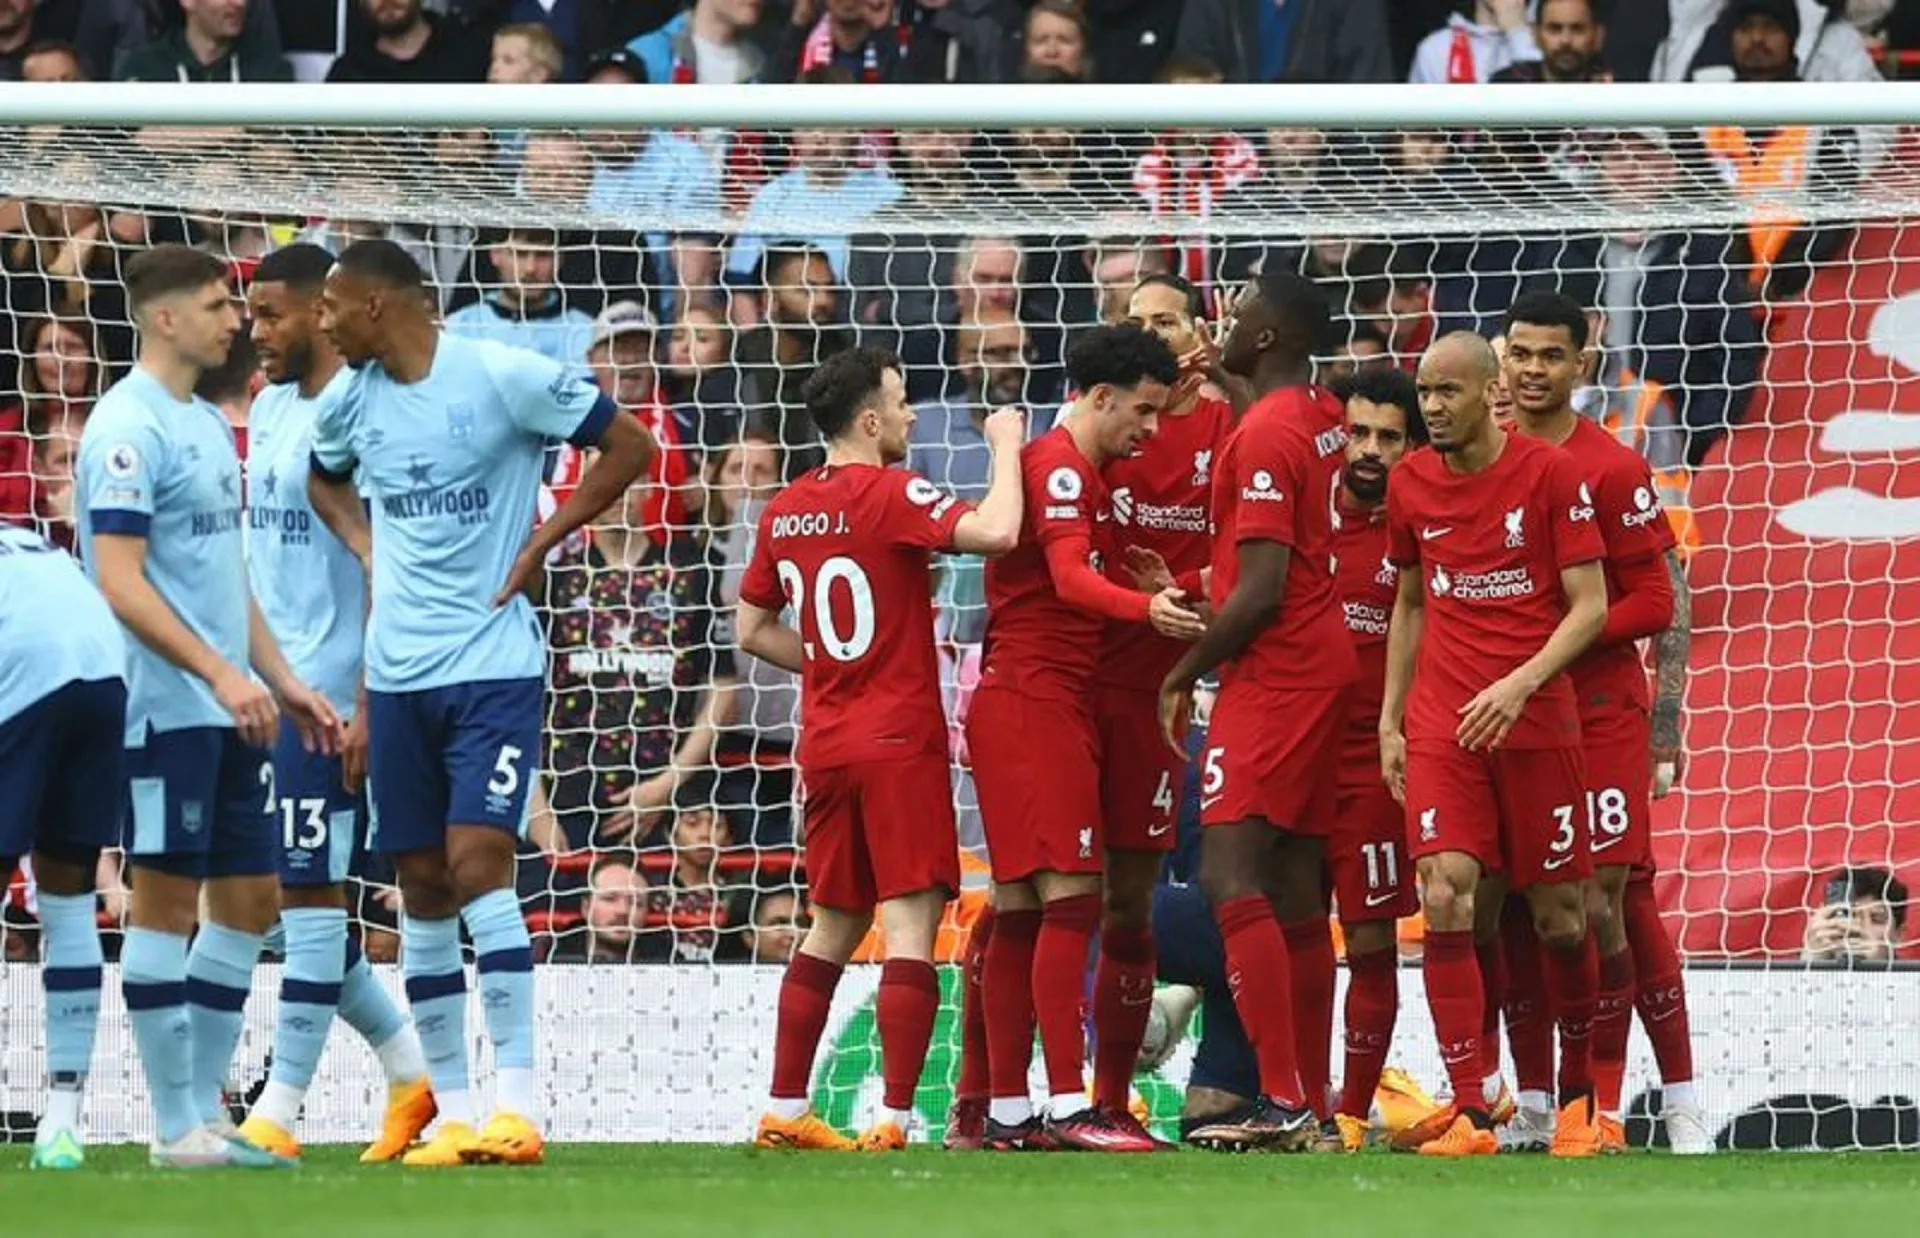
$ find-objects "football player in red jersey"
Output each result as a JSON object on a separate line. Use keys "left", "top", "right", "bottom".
{"left": 1076, "top": 274, "right": 1239, "bottom": 1119}
{"left": 1156, "top": 272, "right": 1356, "bottom": 1151}
{"left": 736, "top": 347, "right": 1028, "bottom": 1152}
{"left": 969, "top": 323, "right": 1202, "bottom": 1153}
{"left": 1501, "top": 291, "right": 1709, "bottom": 1155}
{"left": 1380, "top": 331, "right": 1609, "bottom": 1158}
{"left": 1327, "top": 366, "right": 1427, "bottom": 1151}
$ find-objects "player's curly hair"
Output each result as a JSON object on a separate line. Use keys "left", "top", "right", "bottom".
{"left": 803, "top": 346, "right": 902, "bottom": 442}
{"left": 252, "top": 242, "right": 335, "bottom": 294}
{"left": 1505, "top": 288, "right": 1590, "bottom": 350}
{"left": 1064, "top": 321, "right": 1180, "bottom": 394}
{"left": 1345, "top": 365, "right": 1428, "bottom": 447}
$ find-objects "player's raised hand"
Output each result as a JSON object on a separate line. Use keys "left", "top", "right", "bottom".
{"left": 1158, "top": 675, "right": 1194, "bottom": 760}
{"left": 279, "top": 680, "right": 344, "bottom": 757}
{"left": 981, "top": 405, "right": 1027, "bottom": 451}
{"left": 213, "top": 666, "right": 280, "bottom": 750}
{"left": 1455, "top": 670, "right": 1534, "bottom": 752}
{"left": 1147, "top": 587, "right": 1207, "bottom": 642}
{"left": 1379, "top": 728, "right": 1408, "bottom": 804}
{"left": 1124, "top": 545, "right": 1175, "bottom": 592}
{"left": 1651, "top": 744, "right": 1685, "bottom": 798}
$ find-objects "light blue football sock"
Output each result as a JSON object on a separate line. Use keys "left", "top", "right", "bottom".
{"left": 39, "top": 892, "right": 104, "bottom": 1087}
{"left": 339, "top": 937, "right": 425, "bottom": 1083}
{"left": 121, "top": 926, "right": 199, "bottom": 1144}
{"left": 268, "top": 909, "right": 347, "bottom": 1095}
{"left": 462, "top": 889, "right": 536, "bottom": 1119}
{"left": 185, "top": 921, "right": 264, "bottom": 1125}
{"left": 401, "top": 915, "right": 473, "bottom": 1125}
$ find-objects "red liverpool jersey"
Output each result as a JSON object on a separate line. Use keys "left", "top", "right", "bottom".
{"left": 1208, "top": 384, "right": 1357, "bottom": 690}
{"left": 738, "top": 462, "right": 969, "bottom": 770}
{"left": 1097, "top": 395, "right": 1234, "bottom": 690}
{"left": 1557, "top": 416, "right": 1679, "bottom": 723}
{"left": 981, "top": 425, "right": 1120, "bottom": 701}
{"left": 1385, "top": 433, "right": 1607, "bottom": 750}
{"left": 1334, "top": 499, "right": 1398, "bottom": 786}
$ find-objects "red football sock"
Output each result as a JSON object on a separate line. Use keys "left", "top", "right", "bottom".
{"left": 1625, "top": 879, "right": 1695, "bottom": 1086}
{"left": 1422, "top": 929, "right": 1486, "bottom": 1109}
{"left": 770, "top": 950, "right": 844, "bottom": 1100}
{"left": 1283, "top": 918, "right": 1337, "bottom": 1119}
{"left": 1213, "top": 894, "right": 1303, "bottom": 1108}
{"left": 1032, "top": 895, "right": 1101, "bottom": 1099}
{"left": 1337, "top": 946, "right": 1398, "bottom": 1120}
{"left": 1593, "top": 944, "right": 1636, "bottom": 1117}
{"left": 1091, "top": 925, "right": 1156, "bottom": 1109}
{"left": 877, "top": 957, "right": 941, "bottom": 1112}
{"left": 1544, "top": 933, "right": 1599, "bottom": 1102}
{"left": 954, "top": 907, "right": 995, "bottom": 1102}
{"left": 1501, "top": 901, "right": 1554, "bottom": 1097}
{"left": 983, "top": 908, "right": 1042, "bottom": 1101}
{"left": 1475, "top": 934, "right": 1507, "bottom": 1088}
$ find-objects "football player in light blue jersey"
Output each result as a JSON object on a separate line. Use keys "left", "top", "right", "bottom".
{"left": 0, "top": 524, "right": 128, "bottom": 1171}
{"left": 236, "top": 244, "right": 435, "bottom": 1164}
{"left": 310, "top": 238, "right": 653, "bottom": 1166}
{"left": 75, "top": 245, "right": 340, "bottom": 1170}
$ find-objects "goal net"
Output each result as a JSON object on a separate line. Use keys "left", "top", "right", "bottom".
{"left": 1, "top": 82, "right": 1918, "bottom": 1151}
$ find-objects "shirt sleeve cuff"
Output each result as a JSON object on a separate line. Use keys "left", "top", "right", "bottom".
{"left": 309, "top": 450, "right": 356, "bottom": 484}
{"left": 566, "top": 394, "right": 620, "bottom": 448}
{"left": 90, "top": 509, "right": 151, "bottom": 536}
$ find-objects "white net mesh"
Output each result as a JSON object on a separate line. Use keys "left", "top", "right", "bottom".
{"left": 3, "top": 90, "right": 1920, "bottom": 1148}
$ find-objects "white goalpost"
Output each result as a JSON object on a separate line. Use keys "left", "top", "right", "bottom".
{"left": 0, "top": 81, "right": 1916, "bottom": 1150}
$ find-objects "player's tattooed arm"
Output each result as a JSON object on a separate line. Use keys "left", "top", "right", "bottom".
{"left": 1651, "top": 550, "right": 1691, "bottom": 796}
{"left": 736, "top": 600, "right": 805, "bottom": 674}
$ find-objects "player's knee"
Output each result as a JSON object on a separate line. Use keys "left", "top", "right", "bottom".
{"left": 29, "top": 842, "right": 98, "bottom": 896}
{"left": 1345, "top": 919, "right": 1396, "bottom": 959}
{"left": 203, "top": 874, "right": 281, "bottom": 935}
{"left": 1530, "top": 891, "right": 1587, "bottom": 952}
{"left": 445, "top": 841, "right": 514, "bottom": 906}
{"left": 1102, "top": 882, "right": 1152, "bottom": 931}
{"left": 804, "top": 907, "right": 872, "bottom": 965}
{"left": 395, "top": 863, "right": 458, "bottom": 920}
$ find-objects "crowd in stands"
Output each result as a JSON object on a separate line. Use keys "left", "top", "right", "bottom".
{"left": 0, "top": 0, "right": 1915, "bottom": 964}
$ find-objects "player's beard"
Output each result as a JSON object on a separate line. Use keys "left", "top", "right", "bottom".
{"left": 1344, "top": 464, "right": 1386, "bottom": 504}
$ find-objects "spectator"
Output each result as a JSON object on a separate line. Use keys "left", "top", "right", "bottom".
{"left": 294, "top": 150, "right": 477, "bottom": 304}
{"left": 0, "top": 1, "right": 55, "bottom": 78}
{"left": 464, "top": 0, "right": 594, "bottom": 79}
{"left": 114, "top": 0, "right": 290, "bottom": 80}
{"left": 1656, "top": 0, "right": 1883, "bottom": 84}
{"left": 773, "top": 0, "right": 999, "bottom": 83}
{"left": 1084, "top": 238, "right": 1173, "bottom": 328}
{"left": 1175, "top": 0, "right": 1394, "bottom": 83}
{"left": 661, "top": 303, "right": 743, "bottom": 450}
{"left": 725, "top": 68, "right": 904, "bottom": 287}
{"left": 1321, "top": 317, "right": 1392, "bottom": 384}
{"left": 26, "top": 403, "right": 83, "bottom": 547}
{"left": 20, "top": 37, "right": 85, "bottom": 80}
{"left": 627, "top": 0, "right": 771, "bottom": 84}
{"left": 1131, "top": 54, "right": 1261, "bottom": 292}
{"left": 1080, "top": 0, "right": 1183, "bottom": 83}
{"left": 1803, "top": 867, "right": 1908, "bottom": 963}
{"left": 732, "top": 885, "right": 807, "bottom": 963}
{"left": 327, "top": 0, "right": 490, "bottom": 82}
{"left": 733, "top": 241, "right": 855, "bottom": 475}
{"left": 196, "top": 329, "right": 258, "bottom": 445}
{"left": 1345, "top": 243, "right": 1435, "bottom": 365}
{"left": 952, "top": 235, "right": 1021, "bottom": 325}
{"left": 0, "top": 315, "right": 97, "bottom": 526}
{"left": 76, "top": 0, "right": 281, "bottom": 80}
{"left": 446, "top": 227, "right": 596, "bottom": 366}
{"left": 1015, "top": 0, "right": 1089, "bottom": 78}
{"left": 488, "top": 19, "right": 562, "bottom": 82}
{"left": 542, "top": 471, "right": 737, "bottom": 850}
{"left": 0, "top": 192, "right": 136, "bottom": 371}
{"left": 650, "top": 781, "right": 739, "bottom": 962}
{"left": 1407, "top": 0, "right": 1540, "bottom": 82}
{"left": 580, "top": 0, "right": 688, "bottom": 62}
{"left": 580, "top": 300, "right": 694, "bottom": 531}
{"left": 1489, "top": 0, "right": 1609, "bottom": 81}
{"left": 551, "top": 856, "right": 671, "bottom": 963}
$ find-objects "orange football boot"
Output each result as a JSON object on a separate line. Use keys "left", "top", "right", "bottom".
{"left": 1417, "top": 1112, "right": 1499, "bottom": 1158}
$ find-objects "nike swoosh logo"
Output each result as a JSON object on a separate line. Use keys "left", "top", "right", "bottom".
{"left": 1542, "top": 855, "right": 1575, "bottom": 871}
{"left": 1644, "top": 1006, "right": 1680, "bottom": 1023}
{"left": 1199, "top": 795, "right": 1222, "bottom": 811}
{"left": 1364, "top": 891, "right": 1399, "bottom": 908}
{"left": 1590, "top": 836, "right": 1624, "bottom": 852}
{"left": 1146, "top": 823, "right": 1172, "bottom": 837}
{"left": 1422, "top": 526, "right": 1452, "bottom": 540}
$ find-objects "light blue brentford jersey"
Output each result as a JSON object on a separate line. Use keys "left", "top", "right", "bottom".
{"left": 76, "top": 366, "right": 248, "bottom": 744}
{"left": 310, "top": 333, "right": 613, "bottom": 694}
{"left": 247, "top": 367, "right": 365, "bottom": 721}
{"left": 0, "top": 525, "right": 126, "bottom": 725}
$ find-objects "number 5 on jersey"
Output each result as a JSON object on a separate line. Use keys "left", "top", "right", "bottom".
{"left": 777, "top": 556, "right": 877, "bottom": 662}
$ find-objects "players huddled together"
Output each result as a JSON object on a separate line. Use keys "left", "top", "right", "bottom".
{"left": 741, "top": 274, "right": 1712, "bottom": 1158}
{"left": 1, "top": 239, "right": 1708, "bottom": 1169}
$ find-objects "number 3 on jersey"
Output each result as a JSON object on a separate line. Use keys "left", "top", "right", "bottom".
{"left": 777, "top": 556, "right": 876, "bottom": 662}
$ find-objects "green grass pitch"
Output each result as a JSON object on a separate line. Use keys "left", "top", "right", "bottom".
{"left": 5, "top": 1145, "right": 1917, "bottom": 1238}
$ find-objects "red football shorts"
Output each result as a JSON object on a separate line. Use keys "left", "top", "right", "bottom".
{"left": 1095, "top": 682, "right": 1181, "bottom": 854}
{"left": 1403, "top": 741, "right": 1590, "bottom": 890}
{"left": 1199, "top": 681, "right": 1348, "bottom": 834}
{"left": 966, "top": 685, "right": 1102, "bottom": 883}
{"left": 1581, "top": 710, "right": 1654, "bottom": 874}
{"left": 1331, "top": 782, "right": 1418, "bottom": 923}
{"left": 800, "top": 754, "right": 960, "bottom": 914}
